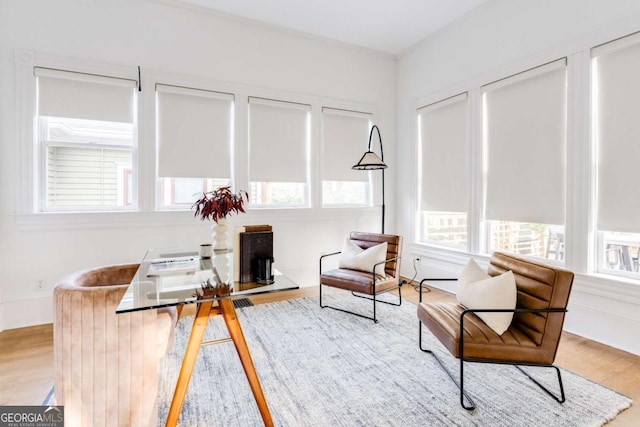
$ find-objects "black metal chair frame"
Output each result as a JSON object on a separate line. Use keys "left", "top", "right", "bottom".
{"left": 418, "top": 278, "right": 567, "bottom": 411}
{"left": 319, "top": 251, "right": 402, "bottom": 323}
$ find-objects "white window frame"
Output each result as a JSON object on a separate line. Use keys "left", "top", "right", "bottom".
{"left": 15, "top": 50, "right": 380, "bottom": 229}
{"left": 35, "top": 71, "right": 139, "bottom": 212}
{"left": 319, "top": 107, "right": 373, "bottom": 208}
{"left": 247, "top": 96, "right": 312, "bottom": 209}
{"left": 410, "top": 28, "right": 640, "bottom": 288}
{"left": 590, "top": 33, "right": 640, "bottom": 281}
{"left": 153, "top": 82, "right": 235, "bottom": 211}
{"left": 416, "top": 92, "right": 471, "bottom": 251}
{"left": 16, "top": 50, "right": 141, "bottom": 215}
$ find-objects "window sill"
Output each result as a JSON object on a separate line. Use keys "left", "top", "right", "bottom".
{"left": 13, "top": 206, "right": 380, "bottom": 231}
{"left": 576, "top": 272, "right": 640, "bottom": 303}
{"left": 408, "top": 243, "right": 640, "bottom": 306}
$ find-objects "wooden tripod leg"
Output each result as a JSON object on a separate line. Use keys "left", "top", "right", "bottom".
{"left": 219, "top": 298, "right": 274, "bottom": 427}
{"left": 166, "top": 301, "right": 213, "bottom": 427}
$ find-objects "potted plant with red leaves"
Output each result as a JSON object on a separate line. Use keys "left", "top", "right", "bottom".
{"left": 192, "top": 186, "right": 248, "bottom": 250}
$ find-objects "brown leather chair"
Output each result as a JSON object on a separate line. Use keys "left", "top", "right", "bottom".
{"left": 319, "top": 232, "right": 402, "bottom": 323}
{"left": 417, "top": 252, "right": 574, "bottom": 410}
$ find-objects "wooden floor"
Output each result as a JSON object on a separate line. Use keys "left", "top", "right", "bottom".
{"left": 1, "top": 284, "right": 637, "bottom": 425}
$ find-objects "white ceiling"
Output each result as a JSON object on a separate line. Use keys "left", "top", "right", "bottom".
{"left": 175, "top": 0, "right": 490, "bottom": 56}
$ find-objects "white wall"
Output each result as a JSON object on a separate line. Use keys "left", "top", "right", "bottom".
{"left": 397, "top": 0, "right": 640, "bottom": 355}
{"left": 0, "top": 0, "right": 396, "bottom": 330}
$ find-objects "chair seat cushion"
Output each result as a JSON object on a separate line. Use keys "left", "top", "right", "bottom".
{"left": 320, "top": 268, "right": 397, "bottom": 295}
{"left": 417, "top": 302, "right": 555, "bottom": 364}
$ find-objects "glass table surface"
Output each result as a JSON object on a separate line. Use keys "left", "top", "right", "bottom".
{"left": 116, "top": 248, "right": 298, "bottom": 313}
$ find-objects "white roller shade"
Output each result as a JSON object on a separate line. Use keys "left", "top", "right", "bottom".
{"left": 322, "top": 108, "right": 371, "bottom": 182}
{"left": 156, "top": 84, "right": 233, "bottom": 179}
{"left": 593, "top": 33, "right": 640, "bottom": 233}
{"left": 35, "top": 67, "right": 135, "bottom": 123}
{"left": 418, "top": 93, "right": 468, "bottom": 212}
{"left": 249, "top": 97, "right": 309, "bottom": 183}
{"left": 483, "top": 59, "right": 567, "bottom": 225}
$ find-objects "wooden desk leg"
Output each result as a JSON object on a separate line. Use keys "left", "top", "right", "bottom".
{"left": 219, "top": 298, "right": 275, "bottom": 427}
{"left": 166, "top": 300, "right": 213, "bottom": 427}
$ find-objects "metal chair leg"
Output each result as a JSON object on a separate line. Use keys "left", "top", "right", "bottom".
{"left": 373, "top": 290, "right": 376, "bottom": 323}
{"left": 321, "top": 284, "right": 402, "bottom": 324}
{"left": 419, "top": 322, "right": 567, "bottom": 411}
{"left": 418, "top": 322, "right": 476, "bottom": 410}
{"left": 319, "top": 282, "right": 381, "bottom": 323}
{"left": 351, "top": 286, "right": 402, "bottom": 307}
{"left": 515, "top": 365, "right": 566, "bottom": 403}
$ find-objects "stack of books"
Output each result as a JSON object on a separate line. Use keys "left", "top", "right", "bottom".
{"left": 233, "top": 225, "right": 273, "bottom": 283}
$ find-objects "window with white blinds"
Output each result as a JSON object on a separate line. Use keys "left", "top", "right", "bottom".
{"left": 35, "top": 67, "right": 136, "bottom": 210}
{"left": 417, "top": 93, "right": 469, "bottom": 248}
{"left": 248, "top": 97, "right": 310, "bottom": 206}
{"left": 592, "top": 32, "right": 640, "bottom": 277}
{"left": 482, "top": 59, "right": 567, "bottom": 259}
{"left": 155, "top": 84, "right": 233, "bottom": 208}
{"left": 321, "top": 107, "right": 371, "bottom": 206}
{"left": 592, "top": 33, "right": 640, "bottom": 234}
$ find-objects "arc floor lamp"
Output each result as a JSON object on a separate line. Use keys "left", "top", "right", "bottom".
{"left": 352, "top": 125, "right": 387, "bottom": 234}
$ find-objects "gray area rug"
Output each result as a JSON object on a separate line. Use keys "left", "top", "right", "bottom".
{"left": 158, "top": 290, "right": 632, "bottom": 426}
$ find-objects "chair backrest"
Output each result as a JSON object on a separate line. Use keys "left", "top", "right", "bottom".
{"left": 488, "top": 252, "right": 574, "bottom": 361}
{"left": 54, "top": 263, "right": 171, "bottom": 427}
{"left": 350, "top": 232, "right": 402, "bottom": 277}
{"left": 72, "top": 263, "right": 140, "bottom": 288}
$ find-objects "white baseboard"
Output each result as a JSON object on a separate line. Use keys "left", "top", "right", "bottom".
{"left": 2, "top": 295, "right": 53, "bottom": 330}
{"left": 564, "top": 299, "right": 640, "bottom": 355}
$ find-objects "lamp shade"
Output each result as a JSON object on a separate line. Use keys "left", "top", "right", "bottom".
{"left": 352, "top": 151, "right": 387, "bottom": 170}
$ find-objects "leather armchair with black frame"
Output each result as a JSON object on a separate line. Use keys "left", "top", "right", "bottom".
{"left": 319, "top": 232, "right": 403, "bottom": 323}
{"left": 417, "top": 252, "right": 574, "bottom": 410}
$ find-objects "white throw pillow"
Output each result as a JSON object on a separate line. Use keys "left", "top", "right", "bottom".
{"left": 338, "top": 239, "right": 388, "bottom": 276}
{"left": 456, "top": 259, "right": 517, "bottom": 335}
{"left": 456, "top": 258, "right": 490, "bottom": 295}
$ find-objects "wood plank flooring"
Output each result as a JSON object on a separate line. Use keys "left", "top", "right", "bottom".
{"left": 0, "top": 284, "right": 636, "bottom": 425}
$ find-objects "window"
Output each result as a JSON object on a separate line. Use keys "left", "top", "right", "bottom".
{"left": 417, "top": 93, "right": 469, "bottom": 248}
{"left": 592, "top": 32, "right": 640, "bottom": 277}
{"left": 160, "top": 178, "right": 230, "bottom": 207}
{"left": 156, "top": 84, "right": 233, "bottom": 209}
{"left": 35, "top": 67, "right": 136, "bottom": 211}
{"left": 482, "top": 59, "right": 567, "bottom": 259}
{"left": 487, "top": 221, "right": 563, "bottom": 259}
{"left": 248, "top": 97, "right": 310, "bottom": 207}
{"left": 321, "top": 107, "right": 371, "bottom": 206}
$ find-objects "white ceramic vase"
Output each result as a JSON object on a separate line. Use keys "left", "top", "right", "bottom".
{"left": 211, "top": 217, "right": 229, "bottom": 251}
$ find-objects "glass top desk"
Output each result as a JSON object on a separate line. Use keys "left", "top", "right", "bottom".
{"left": 116, "top": 248, "right": 299, "bottom": 427}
